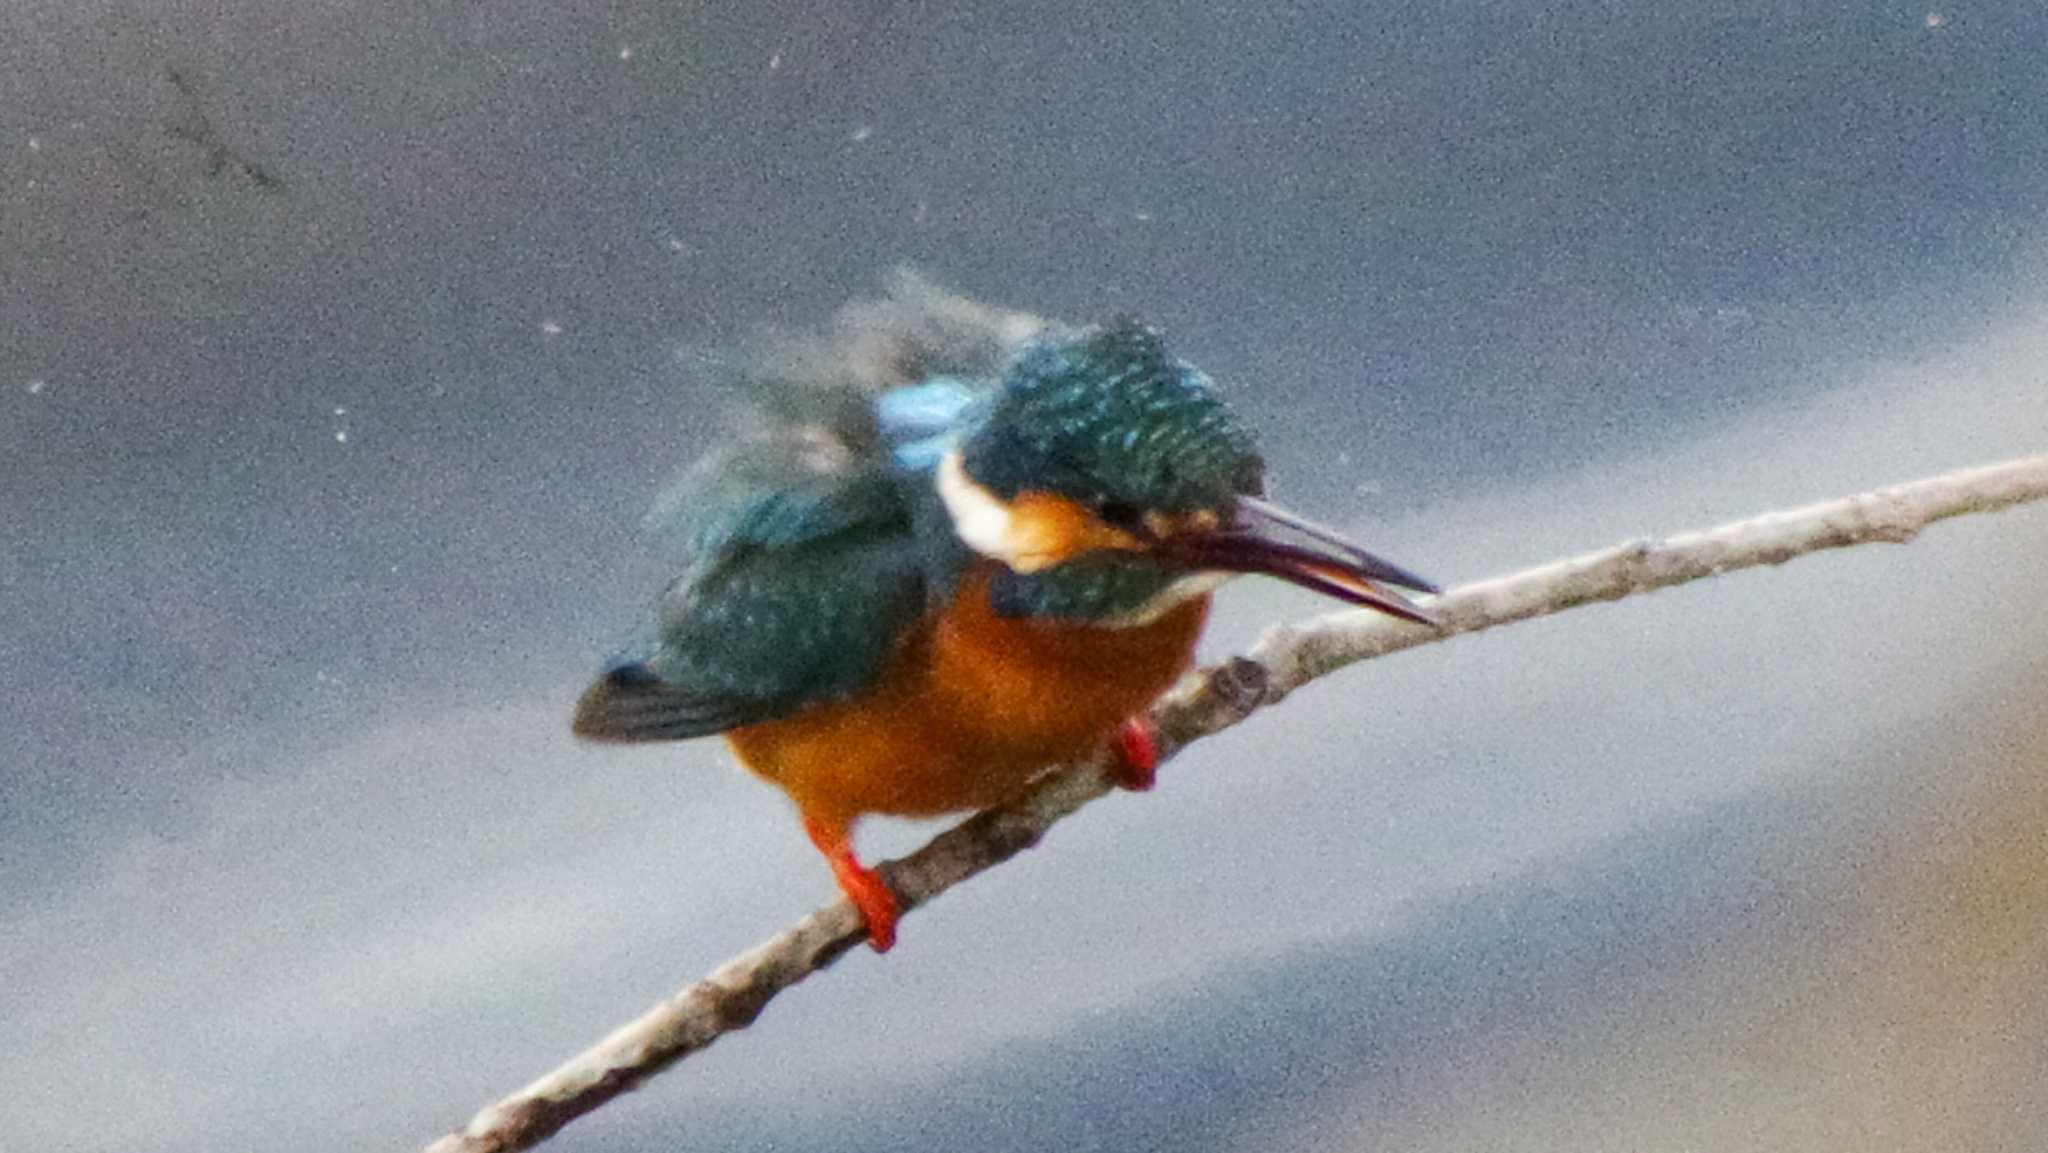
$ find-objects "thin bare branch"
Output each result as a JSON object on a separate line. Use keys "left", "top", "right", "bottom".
{"left": 424, "top": 452, "right": 2048, "bottom": 1153}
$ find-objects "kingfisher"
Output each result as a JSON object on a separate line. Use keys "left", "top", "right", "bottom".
{"left": 573, "top": 279, "right": 1437, "bottom": 952}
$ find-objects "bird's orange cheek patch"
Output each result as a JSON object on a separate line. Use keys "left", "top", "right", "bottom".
{"left": 1007, "top": 490, "right": 1140, "bottom": 571}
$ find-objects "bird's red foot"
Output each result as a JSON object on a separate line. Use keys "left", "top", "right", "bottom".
{"left": 1110, "top": 716, "right": 1158, "bottom": 792}
{"left": 802, "top": 815, "right": 899, "bottom": 952}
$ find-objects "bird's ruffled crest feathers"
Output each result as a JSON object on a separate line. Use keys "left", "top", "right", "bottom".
{"left": 811, "top": 269, "right": 1050, "bottom": 393}
{"left": 645, "top": 271, "right": 1048, "bottom": 562}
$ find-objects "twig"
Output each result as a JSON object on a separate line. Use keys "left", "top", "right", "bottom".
{"left": 423, "top": 453, "right": 2048, "bottom": 1153}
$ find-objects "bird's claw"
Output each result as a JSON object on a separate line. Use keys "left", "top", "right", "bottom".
{"left": 803, "top": 815, "right": 899, "bottom": 951}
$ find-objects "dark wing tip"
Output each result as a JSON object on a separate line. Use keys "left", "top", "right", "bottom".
{"left": 600, "top": 660, "right": 661, "bottom": 689}
{"left": 572, "top": 661, "right": 744, "bottom": 743}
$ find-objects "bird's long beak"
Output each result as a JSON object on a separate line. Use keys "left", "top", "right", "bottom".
{"left": 1152, "top": 495, "right": 1441, "bottom": 626}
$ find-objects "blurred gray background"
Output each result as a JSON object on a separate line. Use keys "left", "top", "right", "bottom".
{"left": 5, "top": 3, "right": 2047, "bottom": 1151}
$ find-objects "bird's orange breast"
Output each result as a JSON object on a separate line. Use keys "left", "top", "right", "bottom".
{"left": 726, "top": 564, "right": 1208, "bottom": 827}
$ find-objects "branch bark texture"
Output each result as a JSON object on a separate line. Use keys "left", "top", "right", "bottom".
{"left": 424, "top": 453, "right": 2048, "bottom": 1153}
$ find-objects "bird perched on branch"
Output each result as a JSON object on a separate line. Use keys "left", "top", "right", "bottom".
{"left": 574, "top": 276, "right": 1437, "bottom": 951}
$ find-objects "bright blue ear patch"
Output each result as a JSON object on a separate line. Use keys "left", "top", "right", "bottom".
{"left": 878, "top": 378, "right": 980, "bottom": 471}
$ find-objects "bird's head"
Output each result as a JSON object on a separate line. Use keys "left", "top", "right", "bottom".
{"left": 937, "top": 320, "right": 1438, "bottom": 625}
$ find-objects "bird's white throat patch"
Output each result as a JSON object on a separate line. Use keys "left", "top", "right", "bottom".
{"left": 936, "top": 448, "right": 1044, "bottom": 570}
{"left": 934, "top": 448, "right": 1237, "bottom": 623}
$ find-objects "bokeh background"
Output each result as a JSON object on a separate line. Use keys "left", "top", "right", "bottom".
{"left": 5, "top": 3, "right": 2047, "bottom": 1150}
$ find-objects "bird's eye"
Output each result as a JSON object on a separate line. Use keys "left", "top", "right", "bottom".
{"left": 1096, "top": 499, "right": 1144, "bottom": 531}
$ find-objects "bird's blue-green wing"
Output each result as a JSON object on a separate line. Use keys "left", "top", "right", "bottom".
{"left": 574, "top": 442, "right": 931, "bottom": 741}
{"left": 577, "top": 272, "right": 1030, "bottom": 741}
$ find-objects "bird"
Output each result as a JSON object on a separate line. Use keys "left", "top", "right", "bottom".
{"left": 573, "top": 277, "right": 1438, "bottom": 952}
